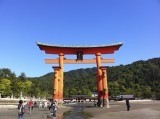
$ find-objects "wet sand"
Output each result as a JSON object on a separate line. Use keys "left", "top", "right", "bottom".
{"left": 84, "top": 100, "right": 160, "bottom": 119}
{"left": 0, "top": 100, "right": 160, "bottom": 119}
{"left": 0, "top": 106, "right": 73, "bottom": 119}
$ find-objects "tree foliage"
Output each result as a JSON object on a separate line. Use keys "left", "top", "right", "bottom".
{"left": 0, "top": 78, "right": 12, "bottom": 95}
{"left": 0, "top": 57, "right": 160, "bottom": 99}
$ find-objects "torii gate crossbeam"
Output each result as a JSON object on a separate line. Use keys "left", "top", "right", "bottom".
{"left": 45, "top": 58, "right": 114, "bottom": 64}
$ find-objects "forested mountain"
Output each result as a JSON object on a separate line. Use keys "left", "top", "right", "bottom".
{"left": 24, "top": 57, "right": 160, "bottom": 99}
{"left": 0, "top": 57, "right": 160, "bottom": 99}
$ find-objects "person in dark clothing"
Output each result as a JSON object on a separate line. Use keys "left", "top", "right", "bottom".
{"left": 126, "top": 99, "right": 130, "bottom": 111}
{"left": 49, "top": 101, "right": 58, "bottom": 117}
{"left": 17, "top": 100, "right": 25, "bottom": 119}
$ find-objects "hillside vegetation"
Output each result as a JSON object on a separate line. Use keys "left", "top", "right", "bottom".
{"left": 0, "top": 57, "right": 160, "bottom": 99}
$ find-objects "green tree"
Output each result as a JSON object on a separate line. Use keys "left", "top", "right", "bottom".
{"left": 133, "top": 84, "right": 142, "bottom": 98}
{"left": 24, "top": 81, "right": 32, "bottom": 95}
{"left": 142, "top": 86, "right": 152, "bottom": 98}
{"left": 16, "top": 81, "right": 26, "bottom": 96}
{"left": 82, "top": 88, "right": 92, "bottom": 96}
{"left": 0, "top": 78, "right": 12, "bottom": 96}
{"left": 109, "top": 81, "right": 120, "bottom": 96}
{"left": 18, "top": 72, "right": 26, "bottom": 82}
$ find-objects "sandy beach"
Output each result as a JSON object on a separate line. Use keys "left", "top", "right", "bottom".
{"left": 84, "top": 100, "right": 160, "bottom": 119}
{"left": 0, "top": 106, "right": 73, "bottom": 119}
{"left": 0, "top": 100, "right": 159, "bottom": 119}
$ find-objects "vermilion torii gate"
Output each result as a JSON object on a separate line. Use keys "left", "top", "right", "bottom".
{"left": 37, "top": 42, "right": 123, "bottom": 107}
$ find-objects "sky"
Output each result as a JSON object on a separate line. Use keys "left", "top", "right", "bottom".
{"left": 0, "top": 0, "right": 160, "bottom": 77}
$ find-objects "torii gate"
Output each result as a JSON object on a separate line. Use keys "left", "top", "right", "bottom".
{"left": 37, "top": 42, "right": 123, "bottom": 107}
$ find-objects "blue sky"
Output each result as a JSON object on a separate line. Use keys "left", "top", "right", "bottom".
{"left": 0, "top": 0, "right": 160, "bottom": 77}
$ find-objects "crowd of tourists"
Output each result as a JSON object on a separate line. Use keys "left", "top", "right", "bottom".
{"left": 17, "top": 99, "right": 58, "bottom": 119}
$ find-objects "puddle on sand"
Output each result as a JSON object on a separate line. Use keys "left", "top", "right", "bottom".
{"left": 64, "top": 104, "right": 86, "bottom": 119}
{"left": 43, "top": 103, "right": 86, "bottom": 119}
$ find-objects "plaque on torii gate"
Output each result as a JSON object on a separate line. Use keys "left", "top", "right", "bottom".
{"left": 37, "top": 42, "right": 123, "bottom": 107}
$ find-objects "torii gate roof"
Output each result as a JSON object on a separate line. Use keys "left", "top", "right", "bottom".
{"left": 37, "top": 42, "right": 123, "bottom": 54}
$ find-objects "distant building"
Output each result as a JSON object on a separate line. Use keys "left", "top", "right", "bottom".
{"left": 92, "top": 92, "right": 98, "bottom": 97}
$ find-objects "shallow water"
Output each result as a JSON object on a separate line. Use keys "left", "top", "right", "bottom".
{"left": 64, "top": 104, "right": 85, "bottom": 119}
{"left": 44, "top": 103, "right": 86, "bottom": 119}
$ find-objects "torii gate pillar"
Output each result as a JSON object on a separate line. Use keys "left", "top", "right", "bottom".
{"left": 100, "top": 66, "right": 110, "bottom": 108}
{"left": 95, "top": 53, "right": 103, "bottom": 107}
{"left": 52, "top": 53, "right": 64, "bottom": 105}
{"left": 95, "top": 53, "right": 110, "bottom": 108}
{"left": 59, "top": 53, "right": 64, "bottom": 104}
{"left": 52, "top": 67, "right": 61, "bottom": 102}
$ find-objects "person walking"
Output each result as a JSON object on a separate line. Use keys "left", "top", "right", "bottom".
{"left": 39, "top": 101, "right": 42, "bottom": 108}
{"left": 126, "top": 99, "right": 130, "bottom": 111}
{"left": 17, "top": 100, "right": 26, "bottom": 119}
{"left": 49, "top": 100, "right": 58, "bottom": 117}
{"left": 28, "top": 99, "right": 33, "bottom": 114}
{"left": 44, "top": 101, "right": 48, "bottom": 108}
